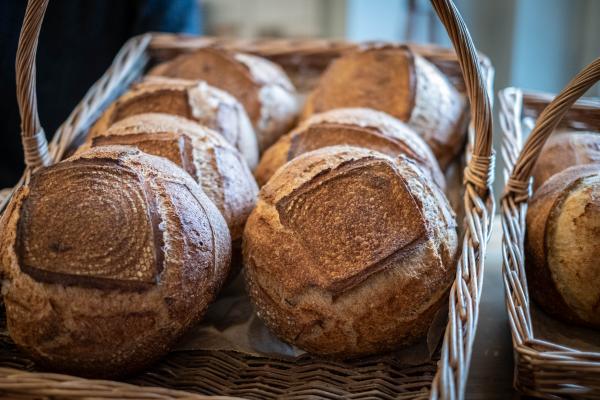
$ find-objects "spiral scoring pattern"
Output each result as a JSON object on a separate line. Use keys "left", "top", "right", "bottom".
{"left": 17, "top": 159, "right": 161, "bottom": 288}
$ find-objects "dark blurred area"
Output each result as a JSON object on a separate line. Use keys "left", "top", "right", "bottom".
{"left": 0, "top": 0, "right": 200, "bottom": 187}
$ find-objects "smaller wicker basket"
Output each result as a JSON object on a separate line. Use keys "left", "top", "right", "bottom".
{"left": 499, "top": 59, "right": 600, "bottom": 399}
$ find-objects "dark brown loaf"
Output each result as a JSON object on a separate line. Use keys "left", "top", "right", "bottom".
{"left": 526, "top": 164, "right": 600, "bottom": 328}
{"left": 255, "top": 107, "right": 445, "bottom": 188}
{"left": 302, "top": 46, "right": 467, "bottom": 169}
{"left": 90, "top": 76, "right": 259, "bottom": 169}
{"left": 87, "top": 113, "right": 258, "bottom": 242}
{"left": 531, "top": 130, "right": 600, "bottom": 191}
{"left": 148, "top": 48, "right": 299, "bottom": 152}
{"left": 243, "top": 146, "right": 458, "bottom": 358}
{"left": 0, "top": 146, "right": 231, "bottom": 377}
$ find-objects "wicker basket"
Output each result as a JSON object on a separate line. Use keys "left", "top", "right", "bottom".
{"left": 499, "top": 59, "right": 600, "bottom": 400}
{"left": 0, "top": 0, "right": 495, "bottom": 398}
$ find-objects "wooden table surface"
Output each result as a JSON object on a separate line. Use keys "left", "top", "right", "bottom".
{"left": 466, "top": 217, "right": 522, "bottom": 399}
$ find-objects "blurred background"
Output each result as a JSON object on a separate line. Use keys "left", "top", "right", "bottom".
{"left": 1, "top": 0, "right": 599, "bottom": 191}
{"left": 199, "top": 0, "right": 600, "bottom": 95}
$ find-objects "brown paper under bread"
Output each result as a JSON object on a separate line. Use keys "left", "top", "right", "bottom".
{"left": 243, "top": 146, "right": 458, "bottom": 358}
{"left": 0, "top": 146, "right": 231, "bottom": 377}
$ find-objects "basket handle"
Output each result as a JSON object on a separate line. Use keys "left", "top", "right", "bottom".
{"left": 430, "top": 0, "right": 494, "bottom": 195}
{"left": 428, "top": 1, "right": 494, "bottom": 400}
{"left": 16, "top": 0, "right": 51, "bottom": 170}
{"left": 505, "top": 57, "right": 600, "bottom": 201}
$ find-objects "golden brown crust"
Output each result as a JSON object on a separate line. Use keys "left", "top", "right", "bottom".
{"left": 243, "top": 146, "right": 457, "bottom": 358}
{"left": 89, "top": 76, "right": 259, "bottom": 169}
{"left": 149, "top": 48, "right": 261, "bottom": 120}
{"left": 302, "top": 46, "right": 415, "bottom": 121}
{"left": 91, "top": 113, "right": 258, "bottom": 242}
{"left": 302, "top": 46, "right": 467, "bottom": 169}
{"left": 526, "top": 164, "right": 600, "bottom": 328}
{"left": 0, "top": 146, "right": 231, "bottom": 377}
{"left": 255, "top": 108, "right": 445, "bottom": 189}
{"left": 148, "top": 48, "right": 299, "bottom": 152}
{"left": 532, "top": 130, "right": 600, "bottom": 191}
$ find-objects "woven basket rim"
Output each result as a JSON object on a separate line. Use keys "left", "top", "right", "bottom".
{"left": 499, "top": 86, "right": 600, "bottom": 399}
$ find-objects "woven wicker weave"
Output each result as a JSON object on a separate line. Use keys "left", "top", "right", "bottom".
{"left": 0, "top": 0, "right": 495, "bottom": 398}
{"left": 499, "top": 59, "right": 600, "bottom": 400}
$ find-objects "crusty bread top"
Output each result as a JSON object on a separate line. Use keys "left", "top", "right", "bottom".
{"left": 89, "top": 76, "right": 259, "bottom": 169}
{"left": 303, "top": 46, "right": 416, "bottom": 122}
{"left": 302, "top": 46, "right": 467, "bottom": 169}
{"left": 532, "top": 130, "right": 600, "bottom": 191}
{"left": 549, "top": 174, "right": 600, "bottom": 326}
{"left": 148, "top": 48, "right": 298, "bottom": 152}
{"left": 244, "top": 145, "right": 458, "bottom": 357}
{"left": 149, "top": 48, "right": 294, "bottom": 123}
{"left": 11, "top": 145, "right": 231, "bottom": 292}
{"left": 93, "top": 112, "right": 227, "bottom": 182}
{"left": 0, "top": 145, "right": 232, "bottom": 376}
{"left": 255, "top": 108, "right": 445, "bottom": 188}
{"left": 91, "top": 113, "right": 258, "bottom": 241}
{"left": 254, "top": 145, "right": 456, "bottom": 296}
{"left": 526, "top": 164, "right": 600, "bottom": 326}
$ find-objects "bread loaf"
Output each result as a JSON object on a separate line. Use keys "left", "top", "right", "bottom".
{"left": 302, "top": 46, "right": 467, "bottom": 169}
{"left": 531, "top": 130, "right": 600, "bottom": 191}
{"left": 88, "top": 113, "right": 258, "bottom": 242}
{"left": 243, "top": 146, "right": 458, "bottom": 357}
{"left": 526, "top": 164, "right": 600, "bottom": 328}
{"left": 0, "top": 146, "right": 231, "bottom": 376}
{"left": 255, "top": 108, "right": 445, "bottom": 188}
{"left": 90, "top": 76, "right": 259, "bottom": 169}
{"left": 148, "top": 48, "right": 299, "bottom": 152}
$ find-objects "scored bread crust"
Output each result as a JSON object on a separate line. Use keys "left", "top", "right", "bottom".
{"left": 243, "top": 146, "right": 458, "bottom": 358}
{"left": 0, "top": 146, "right": 231, "bottom": 377}
{"left": 302, "top": 46, "right": 467, "bottom": 169}
{"left": 526, "top": 164, "right": 600, "bottom": 328}
{"left": 148, "top": 48, "right": 299, "bottom": 152}
{"left": 255, "top": 108, "right": 445, "bottom": 188}
{"left": 531, "top": 130, "right": 600, "bottom": 191}
{"left": 88, "top": 113, "right": 258, "bottom": 242}
{"left": 89, "top": 76, "right": 259, "bottom": 169}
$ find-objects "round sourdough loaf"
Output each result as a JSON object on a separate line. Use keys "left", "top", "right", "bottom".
{"left": 526, "top": 164, "right": 600, "bottom": 328}
{"left": 0, "top": 146, "right": 231, "bottom": 377}
{"left": 531, "top": 130, "right": 600, "bottom": 191}
{"left": 90, "top": 76, "right": 259, "bottom": 169}
{"left": 148, "top": 48, "right": 299, "bottom": 152}
{"left": 302, "top": 46, "right": 467, "bottom": 169}
{"left": 87, "top": 113, "right": 258, "bottom": 242}
{"left": 255, "top": 107, "right": 445, "bottom": 188}
{"left": 243, "top": 146, "right": 458, "bottom": 358}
